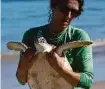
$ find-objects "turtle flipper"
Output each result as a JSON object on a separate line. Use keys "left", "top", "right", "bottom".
{"left": 56, "top": 41, "right": 93, "bottom": 56}
{"left": 7, "top": 42, "right": 28, "bottom": 52}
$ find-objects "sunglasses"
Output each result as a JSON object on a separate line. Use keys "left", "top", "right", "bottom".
{"left": 57, "top": 5, "right": 80, "bottom": 17}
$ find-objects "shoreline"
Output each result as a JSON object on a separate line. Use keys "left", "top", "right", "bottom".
{"left": 92, "top": 39, "right": 105, "bottom": 47}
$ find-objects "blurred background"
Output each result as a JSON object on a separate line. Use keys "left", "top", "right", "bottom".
{"left": 1, "top": 0, "right": 105, "bottom": 89}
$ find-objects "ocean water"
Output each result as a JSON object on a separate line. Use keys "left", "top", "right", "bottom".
{"left": 1, "top": 0, "right": 105, "bottom": 89}
{"left": 1, "top": 0, "right": 105, "bottom": 52}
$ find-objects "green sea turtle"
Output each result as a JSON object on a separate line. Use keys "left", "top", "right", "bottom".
{"left": 7, "top": 41, "right": 92, "bottom": 89}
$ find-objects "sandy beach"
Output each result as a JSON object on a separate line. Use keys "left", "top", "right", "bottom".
{"left": 91, "top": 81, "right": 105, "bottom": 89}
{"left": 1, "top": 42, "right": 105, "bottom": 89}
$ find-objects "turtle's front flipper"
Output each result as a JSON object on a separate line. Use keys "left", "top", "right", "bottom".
{"left": 56, "top": 41, "right": 93, "bottom": 56}
{"left": 7, "top": 42, "right": 28, "bottom": 52}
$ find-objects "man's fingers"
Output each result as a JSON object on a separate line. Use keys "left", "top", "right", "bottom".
{"left": 29, "top": 52, "right": 40, "bottom": 63}
{"left": 21, "top": 48, "right": 37, "bottom": 63}
{"left": 53, "top": 52, "right": 59, "bottom": 58}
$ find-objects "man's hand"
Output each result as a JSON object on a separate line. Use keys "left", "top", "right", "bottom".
{"left": 46, "top": 49, "right": 72, "bottom": 74}
{"left": 16, "top": 48, "right": 38, "bottom": 83}
{"left": 46, "top": 49, "right": 80, "bottom": 87}
{"left": 18, "top": 48, "right": 37, "bottom": 71}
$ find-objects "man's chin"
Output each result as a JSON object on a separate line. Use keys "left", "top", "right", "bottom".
{"left": 61, "top": 24, "right": 69, "bottom": 29}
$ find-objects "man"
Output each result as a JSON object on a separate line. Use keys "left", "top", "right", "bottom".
{"left": 16, "top": 0, "right": 94, "bottom": 88}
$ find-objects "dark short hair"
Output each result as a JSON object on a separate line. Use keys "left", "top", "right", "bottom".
{"left": 50, "top": 0, "right": 84, "bottom": 16}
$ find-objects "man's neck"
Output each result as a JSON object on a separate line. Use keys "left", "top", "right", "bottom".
{"left": 49, "top": 22, "right": 64, "bottom": 33}
{"left": 48, "top": 22, "right": 68, "bottom": 38}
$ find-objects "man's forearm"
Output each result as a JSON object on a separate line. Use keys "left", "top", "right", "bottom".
{"left": 59, "top": 65, "right": 80, "bottom": 87}
{"left": 16, "top": 69, "right": 28, "bottom": 84}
